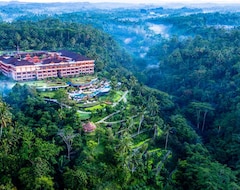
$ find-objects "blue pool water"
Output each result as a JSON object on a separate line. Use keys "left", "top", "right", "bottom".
{"left": 75, "top": 94, "right": 85, "bottom": 98}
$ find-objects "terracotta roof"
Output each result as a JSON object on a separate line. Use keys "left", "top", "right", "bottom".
{"left": 0, "top": 50, "right": 94, "bottom": 67}
{"left": 82, "top": 122, "right": 96, "bottom": 133}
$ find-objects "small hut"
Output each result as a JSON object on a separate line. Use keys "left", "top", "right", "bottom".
{"left": 82, "top": 122, "right": 96, "bottom": 133}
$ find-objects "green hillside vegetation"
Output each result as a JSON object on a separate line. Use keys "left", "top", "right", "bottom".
{"left": 134, "top": 16, "right": 240, "bottom": 188}
{"left": 0, "top": 18, "right": 240, "bottom": 190}
{"left": 0, "top": 18, "right": 132, "bottom": 75}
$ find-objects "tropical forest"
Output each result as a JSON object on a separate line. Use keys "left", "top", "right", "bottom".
{"left": 0, "top": 1, "right": 240, "bottom": 190}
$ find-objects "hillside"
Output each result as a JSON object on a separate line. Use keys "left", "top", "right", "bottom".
{"left": 0, "top": 5, "right": 240, "bottom": 190}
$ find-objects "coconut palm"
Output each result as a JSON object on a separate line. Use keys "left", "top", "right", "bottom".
{"left": 190, "top": 102, "right": 215, "bottom": 132}
{"left": 0, "top": 100, "right": 12, "bottom": 140}
{"left": 164, "top": 124, "right": 174, "bottom": 150}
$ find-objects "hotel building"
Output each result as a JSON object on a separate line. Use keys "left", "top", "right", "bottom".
{"left": 0, "top": 50, "right": 95, "bottom": 81}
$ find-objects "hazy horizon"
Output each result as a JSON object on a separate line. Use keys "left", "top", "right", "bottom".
{"left": 1, "top": 0, "right": 239, "bottom": 4}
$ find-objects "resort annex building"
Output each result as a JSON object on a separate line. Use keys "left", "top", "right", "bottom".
{"left": 0, "top": 50, "right": 95, "bottom": 81}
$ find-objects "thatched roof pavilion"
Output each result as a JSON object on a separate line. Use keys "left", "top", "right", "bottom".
{"left": 82, "top": 122, "right": 96, "bottom": 133}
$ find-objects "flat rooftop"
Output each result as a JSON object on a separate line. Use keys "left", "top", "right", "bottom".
{"left": 0, "top": 50, "right": 93, "bottom": 67}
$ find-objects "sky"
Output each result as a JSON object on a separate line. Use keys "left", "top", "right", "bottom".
{"left": 2, "top": 0, "right": 239, "bottom": 4}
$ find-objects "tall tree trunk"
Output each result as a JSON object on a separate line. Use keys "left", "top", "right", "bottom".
{"left": 0, "top": 125, "right": 3, "bottom": 140}
{"left": 165, "top": 131, "right": 169, "bottom": 150}
{"left": 138, "top": 114, "right": 144, "bottom": 134}
{"left": 153, "top": 124, "right": 157, "bottom": 140}
{"left": 67, "top": 143, "right": 72, "bottom": 160}
{"left": 218, "top": 126, "right": 221, "bottom": 134}
{"left": 197, "top": 110, "right": 201, "bottom": 129}
{"left": 202, "top": 110, "right": 208, "bottom": 132}
{"left": 156, "top": 150, "right": 171, "bottom": 175}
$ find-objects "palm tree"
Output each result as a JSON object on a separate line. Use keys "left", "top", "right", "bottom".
{"left": 129, "top": 75, "right": 137, "bottom": 96}
{"left": 147, "top": 95, "right": 159, "bottom": 116}
{"left": 190, "top": 102, "right": 214, "bottom": 132}
{"left": 156, "top": 150, "right": 172, "bottom": 175}
{"left": 0, "top": 100, "right": 12, "bottom": 140}
{"left": 164, "top": 124, "right": 174, "bottom": 150}
{"left": 117, "top": 132, "right": 133, "bottom": 167}
{"left": 153, "top": 117, "right": 164, "bottom": 140}
{"left": 137, "top": 106, "right": 146, "bottom": 134}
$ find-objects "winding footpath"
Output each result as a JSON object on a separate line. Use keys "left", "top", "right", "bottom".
{"left": 45, "top": 90, "right": 129, "bottom": 122}
{"left": 112, "top": 90, "right": 128, "bottom": 107}
{"left": 44, "top": 98, "right": 91, "bottom": 114}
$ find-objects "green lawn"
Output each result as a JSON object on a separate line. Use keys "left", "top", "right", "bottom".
{"left": 77, "top": 101, "right": 100, "bottom": 108}
{"left": 85, "top": 104, "right": 106, "bottom": 111}
{"left": 20, "top": 76, "right": 98, "bottom": 88}
{"left": 28, "top": 76, "right": 122, "bottom": 120}
{"left": 69, "top": 75, "right": 97, "bottom": 84}
{"left": 39, "top": 91, "right": 56, "bottom": 98}
{"left": 84, "top": 91, "right": 124, "bottom": 112}
{"left": 99, "top": 90, "right": 123, "bottom": 102}
{"left": 19, "top": 80, "right": 66, "bottom": 88}
{"left": 77, "top": 112, "right": 91, "bottom": 120}
{"left": 113, "top": 91, "right": 124, "bottom": 101}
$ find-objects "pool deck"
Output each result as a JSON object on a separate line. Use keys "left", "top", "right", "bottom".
{"left": 69, "top": 80, "right": 111, "bottom": 101}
